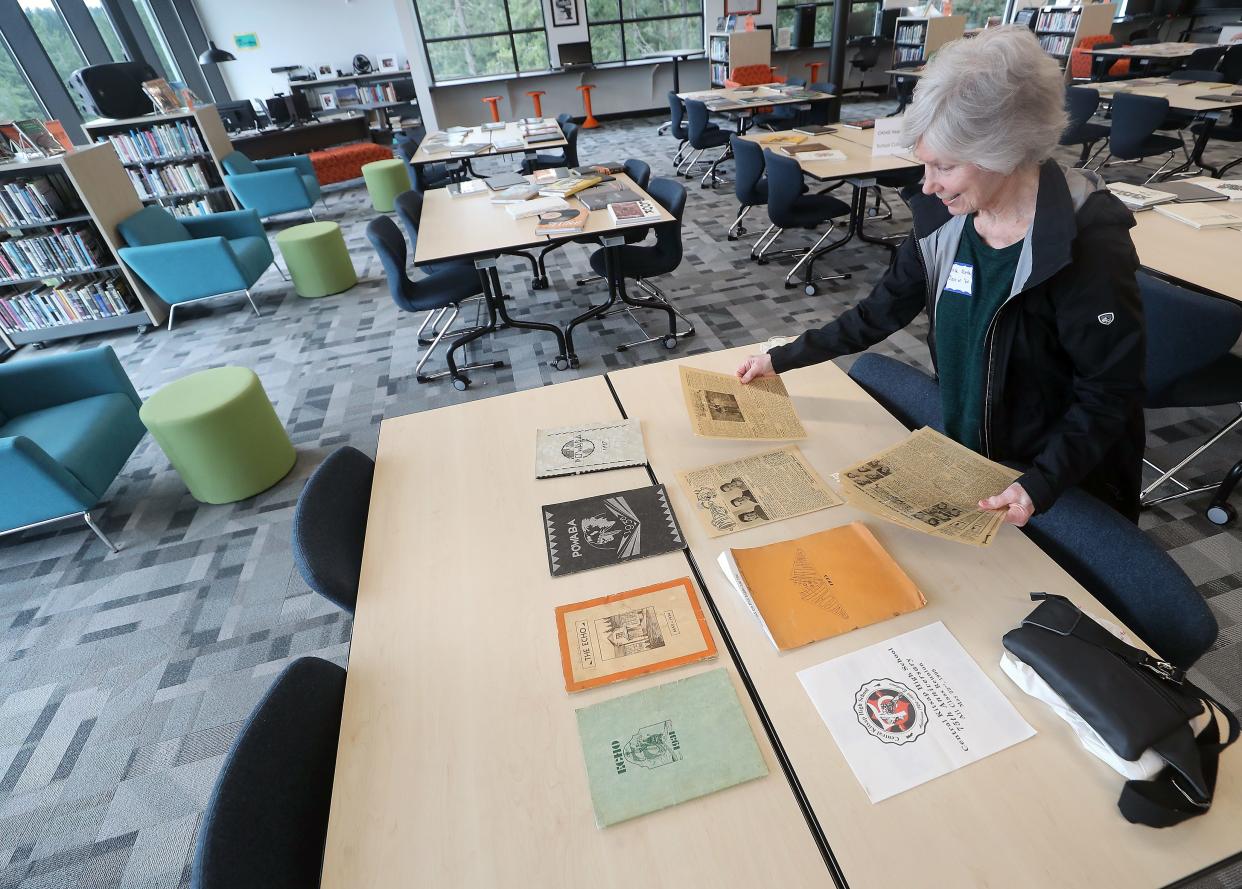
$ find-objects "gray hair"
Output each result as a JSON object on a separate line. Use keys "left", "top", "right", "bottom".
{"left": 901, "top": 26, "right": 1068, "bottom": 174}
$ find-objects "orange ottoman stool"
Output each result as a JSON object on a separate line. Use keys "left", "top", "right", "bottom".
{"left": 309, "top": 143, "right": 395, "bottom": 186}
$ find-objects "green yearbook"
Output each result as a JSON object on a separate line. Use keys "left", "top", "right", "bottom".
{"left": 574, "top": 668, "right": 769, "bottom": 827}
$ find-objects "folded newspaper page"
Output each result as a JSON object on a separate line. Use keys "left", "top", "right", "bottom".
{"left": 679, "top": 366, "right": 807, "bottom": 440}
{"left": 839, "top": 427, "right": 1021, "bottom": 547}
{"left": 676, "top": 445, "right": 843, "bottom": 537}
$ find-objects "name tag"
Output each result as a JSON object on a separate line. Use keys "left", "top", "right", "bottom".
{"left": 945, "top": 262, "right": 973, "bottom": 297}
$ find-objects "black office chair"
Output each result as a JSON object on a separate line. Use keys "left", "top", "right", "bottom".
{"left": 191, "top": 656, "right": 348, "bottom": 889}
{"left": 291, "top": 446, "right": 374, "bottom": 614}
{"left": 623, "top": 157, "right": 651, "bottom": 191}
{"left": 848, "top": 36, "right": 883, "bottom": 96}
{"left": 761, "top": 149, "right": 852, "bottom": 295}
{"left": 583, "top": 177, "right": 695, "bottom": 352}
{"left": 800, "top": 81, "right": 840, "bottom": 128}
{"left": 520, "top": 121, "right": 580, "bottom": 172}
{"left": 1220, "top": 44, "right": 1242, "bottom": 84}
{"left": 1177, "top": 45, "right": 1226, "bottom": 74}
{"left": 845, "top": 352, "right": 1219, "bottom": 670}
{"left": 366, "top": 215, "right": 502, "bottom": 389}
{"left": 1061, "top": 86, "right": 1111, "bottom": 166}
{"left": 1138, "top": 273, "right": 1242, "bottom": 526}
{"left": 681, "top": 98, "right": 733, "bottom": 188}
{"left": 667, "top": 91, "right": 694, "bottom": 167}
{"left": 1094, "top": 93, "right": 1183, "bottom": 182}
{"left": 729, "top": 135, "right": 767, "bottom": 241}
{"left": 393, "top": 133, "right": 457, "bottom": 193}
{"left": 1192, "top": 109, "right": 1242, "bottom": 176}
{"left": 753, "top": 77, "right": 807, "bottom": 130}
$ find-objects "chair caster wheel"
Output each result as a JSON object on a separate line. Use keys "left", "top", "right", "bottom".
{"left": 569, "top": 357, "right": 581, "bottom": 369}
{"left": 552, "top": 356, "right": 570, "bottom": 371}
{"left": 727, "top": 234, "right": 738, "bottom": 241}
{"left": 662, "top": 335, "right": 678, "bottom": 350}
{"left": 1207, "top": 502, "right": 1236, "bottom": 527}
{"left": 757, "top": 258, "right": 769, "bottom": 266}
{"left": 616, "top": 345, "right": 629, "bottom": 352}
{"left": 452, "top": 376, "right": 470, "bottom": 391}
{"left": 532, "top": 278, "right": 548, "bottom": 290}
{"left": 804, "top": 283, "right": 819, "bottom": 296}
{"left": 784, "top": 281, "right": 796, "bottom": 289}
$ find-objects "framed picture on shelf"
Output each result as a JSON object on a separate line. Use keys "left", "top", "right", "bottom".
{"left": 551, "top": 0, "right": 578, "bottom": 27}
{"left": 724, "top": 0, "right": 760, "bottom": 13}
{"left": 317, "top": 64, "right": 333, "bottom": 76}
{"left": 320, "top": 92, "right": 337, "bottom": 110}
{"left": 334, "top": 86, "right": 361, "bottom": 107}
{"left": 379, "top": 55, "right": 399, "bottom": 72}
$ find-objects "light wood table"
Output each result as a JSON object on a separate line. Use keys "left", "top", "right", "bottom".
{"left": 416, "top": 172, "right": 678, "bottom": 378}
{"left": 409, "top": 119, "right": 568, "bottom": 166}
{"left": 677, "top": 85, "right": 835, "bottom": 133}
{"left": 607, "top": 343, "right": 1242, "bottom": 889}
{"left": 1091, "top": 42, "right": 1204, "bottom": 61}
{"left": 320, "top": 376, "right": 835, "bottom": 889}
{"left": 1130, "top": 195, "right": 1242, "bottom": 304}
{"left": 1094, "top": 78, "right": 1242, "bottom": 115}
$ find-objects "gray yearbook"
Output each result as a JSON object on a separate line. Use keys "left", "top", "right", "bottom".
{"left": 542, "top": 483, "right": 685, "bottom": 577}
{"left": 535, "top": 419, "right": 646, "bottom": 478}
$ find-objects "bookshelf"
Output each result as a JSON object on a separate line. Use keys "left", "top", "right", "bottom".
{"left": 0, "top": 144, "right": 169, "bottom": 345}
{"left": 892, "top": 15, "right": 966, "bottom": 64}
{"left": 708, "top": 31, "right": 772, "bottom": 88}
{"left": 81, "top": 106, "right": 236, "bottom": 218}
{"left": 291, "top": 71, "right": 417, "bottom": 132}
{"left": 1033, "top": 4, "right": 1115, "bottom": 71}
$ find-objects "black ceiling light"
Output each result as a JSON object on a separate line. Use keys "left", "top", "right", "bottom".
{"left": 198, "top": 41, "right": 235, "bottom": 65}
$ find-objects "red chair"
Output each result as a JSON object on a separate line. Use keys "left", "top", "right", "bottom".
{"left": 577, "top": 84, "right": 599, "bottom": 129}
{"left": 724, "top": 64, "right": 785, "bottom": 88}
{"left": 525, "top": 90, "right": 545, "bottom": 118}
{"left": 1070, "top": 34, "right": 1131, "bottom": 81}
{"left": 805, "top": 61, "right": 824, "bottom": 82}
{"left": 481, "top": 95, "right": 502, "bottom": 123}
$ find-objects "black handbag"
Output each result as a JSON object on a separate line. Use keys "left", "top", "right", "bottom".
{"left": 1002, "top": 592, "right": 1239, "bottom": 827}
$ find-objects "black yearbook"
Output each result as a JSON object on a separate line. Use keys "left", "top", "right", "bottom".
{"left": 542, "top": 484, "right": 685, "bottom": 577}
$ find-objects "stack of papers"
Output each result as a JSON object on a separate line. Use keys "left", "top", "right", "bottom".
{"left": 1106, "top": 182, "right": 1175, "bottom": 210}
{"left": 1153, "top": 201, "right": 1242, "bottom": 229}
{"left": 505, "top": 196, "right": 570, "bottom": 219}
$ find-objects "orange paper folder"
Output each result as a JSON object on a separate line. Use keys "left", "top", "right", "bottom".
{"left": 722, "top": 522, "right": 926, "bottom": 651}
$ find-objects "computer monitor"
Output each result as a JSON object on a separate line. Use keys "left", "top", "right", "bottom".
{"left": 559, "top": 41, "right": 593, "bottom": 68}
{"left": 216, "top": 99, "right": 259, "bottom": 132}
{"left": 290, "top": 90, "right": 312, "bottom": 122}
{"left": 266, "top": 93, "right": 314, "bottom": 127}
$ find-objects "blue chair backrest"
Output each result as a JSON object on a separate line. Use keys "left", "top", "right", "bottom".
{"left": 392, "top": 137, "right": 420, "bottom": 190}
{"left": 292, "top": 446, "right": 374, "bottom": 614}
{"left": 786, "top": 76, "right": 807, "bottom": 88}
{"left": 557, "top": 112, "right": 573, "bottom": 128}
{"left": 685, "top": 98, "right": 714, "bottom": 145}
{"left": 220, "top": 151, "right": 259, "bottom": 175}
{"left": 806, "top": 82, "right": 838, "bottom": 125}
{"left": 562, "top": 122, "right": 581, "bottom": 167}
{"left": 1169, "top": 68, "right": 1223, "bottom": 82}
{"left": 394, "top": 189, "right": 423, "bottom": 247}
{"left": 1222, "top": 44, "right": 1242, "bottom": 84}
{"left": 668, "top": 91, "right": 686, "bottom": 135}
{"left": 117, "top": 205, "right": 192, "bottom": 247}
{"left": 645, "top": 177, "right": 688, "bottom": 273}
{"left": 1062, "top": 86, "right": 1101, "bottom": 145}
{"left": 1139, "top": 271, "right": 1242, "bottom": 401}
{"left": 731, "top": 134, "right": 766, "bottom": 204}
{"left": 763, "top": 149, "right": 807, "bottom": 228}
{"left": 191, "top": 656, "right": 347, "bottom": 889}
{"left": 623, "top": 158, "right": 651, "bottom": 191}
{"left": 1180, "top": 45, "right": 1225, "bottom": 72}
{"left": 366, "top": 215, "right": 417, "bottom": 312}
{"left": 1109, "top": 93, "right": 1170, "bottom": 159}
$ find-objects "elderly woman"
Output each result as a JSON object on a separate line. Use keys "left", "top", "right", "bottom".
{"left": 736, "top": 26, "right": 1145, "bottom": 524}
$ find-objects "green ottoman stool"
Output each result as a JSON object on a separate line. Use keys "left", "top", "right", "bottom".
{"left": 361, "top": 158, "right": 408, "bottom": 212}
{"left": 275, "top": 221, "right": 357, "bottom": 298}
{"left": 140, "top": 367, "right": 296, "bottom": 505}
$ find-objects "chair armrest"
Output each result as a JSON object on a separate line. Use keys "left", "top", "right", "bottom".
{"left": 224, "top": 169, "right": 314, "bottom": 215}
{"left": 181, "top": 209, "right": 266, "bottom": 241}
{"left": 119, "top": 238, "right": 249, "bottom": 303}
{"left": 0, "top": 436, "right": 98, "bottom": 529}
{"left": 255, "top": 155, "right": 316, "bottom": 179}
{"left": 0, "top": 345, "right": 141, "bottom": 415}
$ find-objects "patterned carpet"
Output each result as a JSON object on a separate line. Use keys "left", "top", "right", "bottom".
{"left": 0, "top": 102, "right": 1240, "bottom": 888}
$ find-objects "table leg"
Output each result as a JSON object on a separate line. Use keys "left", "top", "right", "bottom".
{"left": 672, "top": 56, "right": 682, "bottom": 94}
{"left": 564, "top": 236, "right": 625, "bottom": 367}
{"left": 1185, "top": 114, "right": 1220, "bottom": 178}
{"left": 430, "top": 259, "right": 506, "bottom": 391}
{"left": 482, "top": 257, "right": 571, "bottom": 370}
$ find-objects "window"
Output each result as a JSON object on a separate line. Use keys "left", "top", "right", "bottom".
{"left": 414, "top": 0, "right": 550, "bottom": 83}
{"left": 586, "top": 0, "right": 704, "bottom": 65}
{"left": 19, "top": 0, "right": 89, "bottom": 112}
{"left": 954, "top": 0, "right": 1007, "bottom": 29}
{"left": 0, "top": 34, "right": 45, "bottom": 121}
{"left": 86, "top": 0, "right": 128, "bottom": 61}
{"left": 774, "top": 1, "right": 880, "bottom": 50}
{"left": 133, "top": 0, "right": 180, "bottom": 81}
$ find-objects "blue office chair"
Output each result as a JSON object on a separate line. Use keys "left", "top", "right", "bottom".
{"left": 753, "top": 77, "right": 807, "bottom": 130}
{"left": 1094, "top": 93, "right": 1183, "bottom": 182}
{"left": 1062, "top": 86, "right": 1111, "bottom": 166}
{"left": 519, "top": 122, "right": 580, "bottom": 173}
{"left": 393, "top": 134, "right": 456, "bottom": 194}
{"left": 760, "top": 149, "right": 852, "bottom": 295}
{"left": 623, "top": 157, "right": 652, "bottom": 191}
{"left": 728, "top": 134, "right": 767, "bottom": 241}
{"left": 220, "top": 151, "right": 322, "bottom": 220}
{"left": 1221, "top": 44, "right": 1242, "bottom": 84}
{"left": 366, "top": 215, "right": 501, "bottom": 390}
{"left": 801, "top": 82, "right": 840, "bottom": 127}
{"left": 845, "top": 352, "right": 1219, "bottom": 670}
{"left": 292, "top": 446, "right": 374, "bottom": 614}
{"left": 1138, "top": 273, "right": 1242, "bottom": 526}
{"left": 681, "top": 98, "right": 733, "bottom": 188}
{"left": 667, "top": 91, "right": 714, "bottom": 168}
{"left": 191, "top": 656, "right": 347, "bottom": 889}
{"left": 583, "top": 177, "right": 694, "bottom": 352}
{"left": 1160, "top": 69, "right": 1225, "bottom": 135}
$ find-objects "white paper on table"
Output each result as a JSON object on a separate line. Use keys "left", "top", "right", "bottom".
{"left": 872, "top": 116, "right": 912, "bottom": 158}
{"left": 796, "top": 621, "right": 1035, "bottom": 803}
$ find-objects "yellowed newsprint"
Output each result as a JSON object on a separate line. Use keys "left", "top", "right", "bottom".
{"left": 679, "top": 366, "right": 807, "bottom": 440}
{"left": 839, "top": 427, "right": 1021, "bottom": 547}
{"left": 677, "top": 445, "right": 843, "bottom": 537}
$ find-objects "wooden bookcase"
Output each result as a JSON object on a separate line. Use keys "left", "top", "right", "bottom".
{"left": 708, "top": 31, "right": 772, "bottom": 87}
{"left": 1033, "top": 3, "right": 1116, "bottom": 72}
{"left": 81, "top": 105, "right": 236, "bottom": 217}
{"left": 0, "top": 143, "right": 169, "bottom": 345}
{"left": 892, "top": 15, "right": 966, "bottom": 64}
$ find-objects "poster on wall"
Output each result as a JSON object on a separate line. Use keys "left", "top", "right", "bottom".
{"left": 233, "top": 32, "right": 259, "bottom": 50}
{"left": 552, "top": 0, "right": 579, "bottom": 27}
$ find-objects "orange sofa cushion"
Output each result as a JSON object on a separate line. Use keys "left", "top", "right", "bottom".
{"left": 309, "top": 143, "right": 394, "bottom": 186}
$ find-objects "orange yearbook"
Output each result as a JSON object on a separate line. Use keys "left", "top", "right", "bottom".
{"left": 717, "top": 522, "right": 926, "bottom": 651}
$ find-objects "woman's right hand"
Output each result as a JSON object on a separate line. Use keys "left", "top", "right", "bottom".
{"left": 736, "top": 353, "right": 775, "bottom": 384}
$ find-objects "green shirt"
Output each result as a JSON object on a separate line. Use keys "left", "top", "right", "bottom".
{"left": 935, "top": 216, "right": 1024, "bottom": 452}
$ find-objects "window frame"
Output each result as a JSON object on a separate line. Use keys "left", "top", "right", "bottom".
{"left": 413, "top": 0, "right": 550, "bottom": 86}
{"left": 586, "top": 0, "right": 705, "bottom": 66}
{"left": 775, "top": 0, "right": 833, "bottom": 48}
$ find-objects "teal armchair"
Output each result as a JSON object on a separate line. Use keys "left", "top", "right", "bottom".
{"left": 0, "top": 345, "right": 145, "bottom": 550}
{"left": 117, "top": 206, "right": 274, "bottom": 329}
{"left": 221, "top": 151, "right": 322, "bottom": 219}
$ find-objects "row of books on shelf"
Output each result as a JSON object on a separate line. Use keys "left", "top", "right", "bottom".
{"left": 0, "top": 226, "right": 105, "bottom": 282}
{"left": 0, "top": 275, "right": 134, "bottom": 333}
{"left": 1038, "top": 34, "right": 1074, "bottom": 56}
{"left": 126, "top": 161, "right": 214, "bottom": 200}
{"left": 894, "top": 22, "right": 928, "bottom": 43}
{"left": 710, "top": 63, "right": 730, "bottom": 85}
{"left": 1036, "top": 8, "right": 1080, "bottom": 31}
{"left": 100, "top": 121, "right": 207, "bottom": 165}
{"left": 168, "top": 193, "right": 231, "bottom": 217}
{"left": 895, "top": 46, "right": 925, "bottom": 63}
{"left": 0, "top": 173, "right": 78, "bottom": 226}
{"left": 708, "top": 35, "right": 729, "bottom": 63}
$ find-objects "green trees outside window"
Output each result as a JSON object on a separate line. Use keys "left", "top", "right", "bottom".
{"left": 587, "top": 0, "right": 704, "bottom": 64}
{"left": 416, "top": 0, "right": 550, "bottom": 82}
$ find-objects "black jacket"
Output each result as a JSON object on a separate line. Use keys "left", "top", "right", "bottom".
{"left": 769, "top": 162, "right": 1146, "bottom": 520}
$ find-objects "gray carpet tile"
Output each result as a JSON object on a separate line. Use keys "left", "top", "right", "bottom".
{"left": 0, "top": 100, "right": 1240, "bottom": 888}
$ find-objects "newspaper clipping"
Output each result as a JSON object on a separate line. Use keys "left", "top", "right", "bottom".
{"left": 677, "top": 445, "right": 843, "bottom": 537}
{"left": 679, "top": 366, "right": 807, "bottom": 440}
{"left": 839, "top": 427, "right": 1021, "bottom": 547}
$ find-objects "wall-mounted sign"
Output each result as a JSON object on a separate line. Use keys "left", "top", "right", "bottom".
{"left": 233, "top": 33, "right": 260, "bottom": 50}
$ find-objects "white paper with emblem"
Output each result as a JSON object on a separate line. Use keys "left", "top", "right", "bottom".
{"left": 796, "top": 621, "right": 1035, "bottom": 802}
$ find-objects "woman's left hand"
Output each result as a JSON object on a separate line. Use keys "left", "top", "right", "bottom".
{"left": 979, "top": 482, "right": 1035, "bottom": 527}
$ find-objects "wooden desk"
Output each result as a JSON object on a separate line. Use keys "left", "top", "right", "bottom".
{"left": 320, "top": 376, "right": 834, "bottom": 889}
{"left": 677, "top": 85, "right": 835, "bottom": 113}
{"left": 743, "top": 128, "right": 919, "bottom": 181}
{"left": 1130, "top": 195, "right": 1242, "bottom": 304}
{"left": 1091, "top": 42, "right": 1203, "bottom": 60}
{"left": 410, "top": 120, "right": 568, "bottom": 166}
{"left": 1094, "top": 78, "right": 1242, "bottom": 115}
{"left": 228, "top": 114, "right": 371, "bottom": 159}
{"left": 608, "top": 344, "right": 1242, "bottom": 889}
